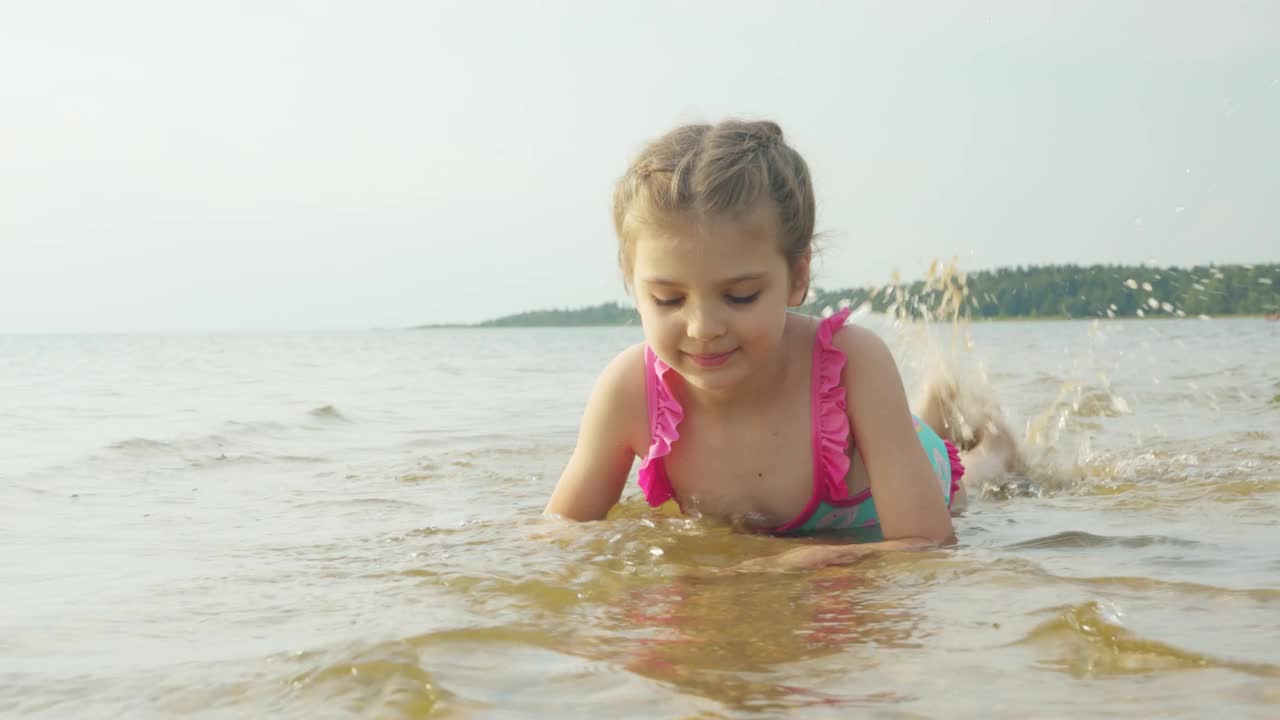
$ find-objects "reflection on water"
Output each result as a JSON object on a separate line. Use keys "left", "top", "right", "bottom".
{"left": 596, "top": 562, "right": 916, "bottom": 711}
{"left": 2, "top": 315, "right": 1279, "bottom": 717}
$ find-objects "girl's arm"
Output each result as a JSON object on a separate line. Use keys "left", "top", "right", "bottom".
{"left": 839, "top": 324, "right": 956, "bottom": 546}
{"left": 544, "top": 345, "right": 645, "bottom": 521}
{"left": 726, "top": 326, "right": 957, "bottom": 574}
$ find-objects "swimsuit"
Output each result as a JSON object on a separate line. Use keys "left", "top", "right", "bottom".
{"left": 638, "top": 307, "right": 964, "bottom": 535}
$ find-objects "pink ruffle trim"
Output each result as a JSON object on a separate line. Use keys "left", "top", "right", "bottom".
{"left": 811, "top": 308, "right": 854, "bottom": 501}
{"left": 944, "top": 438, "right": 965, "bottom": 503}
{"left": 638, "top": 348, "right": 683, "bottom": 507}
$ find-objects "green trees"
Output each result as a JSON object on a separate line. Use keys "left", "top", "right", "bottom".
{"left": 477, "top": 301, "right": 639, "bottom": 327}
{"left": 809, "top": 263, "right": 1278, "bottom": 320}
{"left": 466, "top": 264, "right": 1278, "bottom": 326}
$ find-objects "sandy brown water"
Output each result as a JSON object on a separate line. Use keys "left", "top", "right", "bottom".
{"left": 3, "top": 317, "right": 1278, "bottom": 718}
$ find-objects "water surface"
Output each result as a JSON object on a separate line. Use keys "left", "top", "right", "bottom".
{"left": 3, "top": 317, "right": 1278, "bottom": 717}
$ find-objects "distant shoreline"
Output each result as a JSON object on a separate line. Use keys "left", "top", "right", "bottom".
{"left": 413, "top": 313, "right": 1275, "bottom": 330}
{"left": 416, "top": 262, "right": 1278, "bottom": 329}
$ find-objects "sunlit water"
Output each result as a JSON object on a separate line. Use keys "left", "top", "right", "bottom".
{"left": 3, "top": 317, "right": 1278, "bottom": 718}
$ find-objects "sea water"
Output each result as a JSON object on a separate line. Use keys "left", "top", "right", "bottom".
{"left": 3, "top": 317, "right": 1278, "bottom": 717}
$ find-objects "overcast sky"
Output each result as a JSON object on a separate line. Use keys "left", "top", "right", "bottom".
{"left": 2, "top": 1, "right": 1277, "bottom": 332}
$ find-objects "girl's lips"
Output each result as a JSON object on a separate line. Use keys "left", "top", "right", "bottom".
{"left": 686, "top": 349, "right": 738, "bottom": 367}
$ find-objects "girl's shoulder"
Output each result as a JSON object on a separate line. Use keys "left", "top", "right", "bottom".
{"left": 592, "top": 343, "right": 651, "bottom": 456}
{"left": 828, "top": 320, "right": 905, "bottom": 399}
{"left": 600, "top": 342, "right": 648, "bottom": 388}
{"left": 786, "top": 310, "right": 896, "bottom": 388}
{"left": 784, "top": 309, "right": 881, "bottom": 356}
{"left": 829, "top": 320, "right": 888, "bottom": 359}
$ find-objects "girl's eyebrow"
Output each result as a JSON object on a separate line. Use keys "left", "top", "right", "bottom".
{"left": 643, "top": 273, "right": 767, "bottom": 287}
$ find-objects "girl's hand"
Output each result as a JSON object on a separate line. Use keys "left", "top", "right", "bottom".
{"left": 722, "top": 537, "right": 942, "bottom": 574}
{"left": 730, "top": 543, "right": 874, "bottom": 573}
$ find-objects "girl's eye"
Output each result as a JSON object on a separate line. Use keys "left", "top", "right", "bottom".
{"left": 653, "top": 296, "right": 684, "bottom": 307}
{"left": 726, "top": 291, "right": 762, "bottom": 305}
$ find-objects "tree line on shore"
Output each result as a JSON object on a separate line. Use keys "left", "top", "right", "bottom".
{"left": 460, "top": 263, "right": 1278, "bottom": 327}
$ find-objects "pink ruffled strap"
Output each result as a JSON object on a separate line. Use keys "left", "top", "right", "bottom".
{"left": 811, "top": 308, "right": 854, "bottom": 502}
{"left": 638, "top": 346, "right": 684, "bottom": 507}
{"left": 944, "top": 438, "right": 965, "bottom": 501}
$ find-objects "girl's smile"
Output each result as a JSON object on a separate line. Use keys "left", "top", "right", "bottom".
{"left": 685, "top": 348, "right": 739, "bottom": 367}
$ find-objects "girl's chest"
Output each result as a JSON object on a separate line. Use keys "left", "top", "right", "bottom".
{"left": 661, "top": 404, "right": 821, "bottom": 528}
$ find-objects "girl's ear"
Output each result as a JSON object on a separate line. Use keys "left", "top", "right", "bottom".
{"left": 787, "top": 249, "right": 812, "bottom": 307}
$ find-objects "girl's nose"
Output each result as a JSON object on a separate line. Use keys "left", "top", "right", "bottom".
{"left": 686, "top": 303, "right": 726, "bottom": 341}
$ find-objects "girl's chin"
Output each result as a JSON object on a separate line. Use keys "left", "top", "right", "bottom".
{"left": 676, "top": 361, "right": 751, "bottom": 390}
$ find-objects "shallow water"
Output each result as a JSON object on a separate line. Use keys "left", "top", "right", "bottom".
{"left": 3, "top": 318, "right": 1278, "bottom": 718}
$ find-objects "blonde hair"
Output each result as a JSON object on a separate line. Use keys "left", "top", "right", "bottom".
{"left": 613, "top": 120, "right": 815, "bottom": 287}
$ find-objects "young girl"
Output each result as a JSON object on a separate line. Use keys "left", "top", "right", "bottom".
{"left": 546, "top": 120, "right": 1019, "bottom": 570}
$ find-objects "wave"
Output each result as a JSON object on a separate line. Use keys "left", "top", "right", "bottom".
{"left": 988, "top": 555, "right": 1280, "bottom": 598}
{"left": 1170, "top": 364, "right": 1249, "bottom": 381}
{"left": 106, "top": 420, "right": 289, "bottom": 457}
{"left": 307, "top": 404, "right": 350, "bottom": 422}
{"left": 1072, "top": 442, "right": 1279, "bottom": 496}
{"left": 1019, "top": 601, "right": 1280, "bottom": 678}
{"left": 285, "top": 648, "right": 448, "bottom": 717}
{"left": 107, "top": 437, "right": 179, "bottom": 453}
{"left": 101, "top": 405, "right": 356, "bottom": 463}
{"left": 294, "top": 497, "right": 427, "bottom": 511}
{"left": 1067, "top": 574, "right": 1280, "bottom": 603}
{"left": 1003, "top": 530, "right": 1199, "bottom": 550}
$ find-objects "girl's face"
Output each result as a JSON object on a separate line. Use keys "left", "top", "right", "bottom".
{"left": 629, "top": 202, "right": 809, "bottom": 392}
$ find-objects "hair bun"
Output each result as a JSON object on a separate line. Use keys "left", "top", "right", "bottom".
{"left": 613, "top": 118, "right": 815, "bottom": 285}
{"left": 756, "top": 121, "right": 783, "bottom": 141}
{"left": 741, "top": 121, "right": 783, "bottom": 151}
